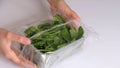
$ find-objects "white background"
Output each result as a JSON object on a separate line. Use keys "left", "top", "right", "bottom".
{"left": 0, "top": 0, "right": 120, "bottom": 68}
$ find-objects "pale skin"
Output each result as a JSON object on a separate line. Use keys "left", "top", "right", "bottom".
{"left": 0, "top": 0, "right": 80, "bottom": 68}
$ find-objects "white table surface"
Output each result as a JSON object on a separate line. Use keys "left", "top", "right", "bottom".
{"left": 0, "top": 0, "right": 120, "bottom": 68}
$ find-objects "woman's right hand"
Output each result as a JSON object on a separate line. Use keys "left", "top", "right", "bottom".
{"left": 0, "top": 28, "right": 37, "bottom": 68}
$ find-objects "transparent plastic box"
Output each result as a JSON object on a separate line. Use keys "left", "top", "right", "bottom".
{"left": 13, "top": 15, "right": 87, "bottom": 68}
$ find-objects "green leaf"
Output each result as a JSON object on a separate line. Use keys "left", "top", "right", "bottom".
{"left": 61, "top": 26, "right": 71, "bottom": 42}
{"left": 46, "top": 40, "right": 54, "bottom": 46}
{"left": 77, "top": 26, "right": 84, "bottom": 39}
{"left": 24, "top": 26, "right": 38, "bottom": 37}
{"left": 33, "top": 41, "right": 45, "bottom": 49}
{"left": 70, "top": 28, "right": 78, "bottom": 40}
{"left": 53, "top": 14, "right": 65, "bottom": 23}
{"left": 54, "top": 36, "right": 61, "bottom": 45}
{"left": 57, "top": 31, "right": 66, "bottom": 43}
{"left": 37, "top": 22, "right": 52, "bottom": 30}
{"left": 57, "top": 43, "right": 68, "bottom": 49}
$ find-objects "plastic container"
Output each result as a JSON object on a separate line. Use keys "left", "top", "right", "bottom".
{"left": 14, "top": 15, "right": 87, "bottom": 68}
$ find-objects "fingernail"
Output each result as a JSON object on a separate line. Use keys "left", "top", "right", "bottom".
{"left": 23, "top": 38, "right": 31, "bottom": 45}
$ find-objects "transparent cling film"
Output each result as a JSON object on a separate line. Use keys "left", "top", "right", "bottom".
{"left": 12, "top": 14, "right": 97, "bottom": 68}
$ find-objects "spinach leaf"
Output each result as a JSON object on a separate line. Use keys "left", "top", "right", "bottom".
{"left": 77, "top": 26, "right": 84, "bottom": 39}
{"left": 54, "top": 14, "right": 65, "bottom": 23}
{"left": 24, "top": 26, "right": 38, "bottom": 37}
{"left": 53, "top": 36, "right": 61, "bottom": 45}
{"left": 38, "top": 22, "right": 52, "bottom": 31}
{"left": 70, "top": 28, "right": 78, "bottom": 40}
{"left": 61, "top": 26, "right": 71, "bottom": 42}
{"left": 57, "top": 43, "right": 68, "bottom": 49}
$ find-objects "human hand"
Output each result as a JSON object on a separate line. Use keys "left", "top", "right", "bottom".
{"left": 0, "top": 28, "right": 37, "bottom": 68}
{"left": 48, "top": 0, "right": 80, "bottom": 21}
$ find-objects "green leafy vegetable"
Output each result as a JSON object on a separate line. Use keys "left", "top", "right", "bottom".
{"left": 70, "top": 28, "right": 78, "bottom": 40}
{"left": 77, "top": 26, "right": 84, "bottom": 39}
{"left": 53, "top": 14, "right": 65, "bottom": 24}
{"left": 61, "top": 26, "right": 71, "bottom": 42}
{"left": 24, "top": 26, "right": 38, "bottom": 37}
{"left": 38, "top": 22, "right": 52, "bottom": 31}
{"left": 24, "top": 14, "right": 84, "bottom": 53}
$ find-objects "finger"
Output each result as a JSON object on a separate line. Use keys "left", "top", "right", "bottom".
{"left": 12, "top": 48, "right": 37, "bottom": 68}
{"left": 4, "top": 49, "right": 37, "bottom": 68}
{"left": 71, "top": 11, "right": 80, "bottom": 22}
{"left": 12, "top": 48, "right": 29, "bottom": 61}
{"left": 4, "top": 49, "right": 27, "bottom": 67}
{"left": 51, "top": 7, "right": 57, "bottom": 15}
{"left": 19, "top": 55, "right": 37, "bottom": 68}
{"left": 8, "top": 32, "right": 31, "bottom": 45}
{"left": 60, "top": 9, "right": 80, "bottom": 22}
